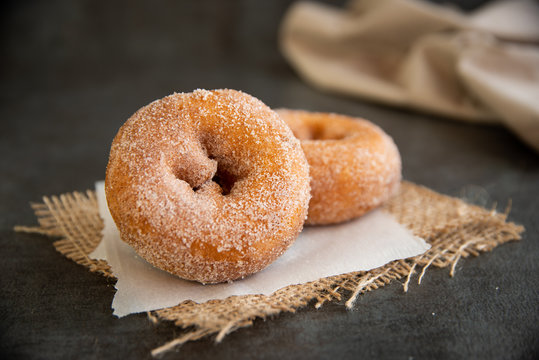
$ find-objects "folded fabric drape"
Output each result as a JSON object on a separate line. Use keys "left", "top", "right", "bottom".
{"left": 280, "top": 0, "right": 539, "bottom": 152}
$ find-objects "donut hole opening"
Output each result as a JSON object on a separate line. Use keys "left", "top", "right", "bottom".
{"left": 192, "top": 159, "right": 238, "bottom": 196}
{"left": 171, "top": 154, "right": 219, "bottom": 192}
{"left": 211, "top": 164, "right": 237, "bottom": 196}
{"left": 297, "top": 124, "right": 348, "bottom": 141}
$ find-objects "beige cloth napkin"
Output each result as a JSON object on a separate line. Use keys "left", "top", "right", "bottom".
{"left": 280, "top": 0, "right": 539, "bottom": 152}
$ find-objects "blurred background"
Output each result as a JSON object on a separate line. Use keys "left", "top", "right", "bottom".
{"left": 1, "top": 0, "right": 538, "bottom": 359}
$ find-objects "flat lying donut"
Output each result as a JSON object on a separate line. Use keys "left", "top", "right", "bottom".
{"left": 277, "top": 109, "right": 401, "bottom": 225}
{"left": 105, "top": 90, "right": 310, "bottom": 284}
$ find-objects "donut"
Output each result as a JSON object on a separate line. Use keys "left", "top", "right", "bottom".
{"left": 105, "top": 90, "right": 310, "bottom": 284}
{"left": 276, "top": 109, "right": 401, "bottom": 225}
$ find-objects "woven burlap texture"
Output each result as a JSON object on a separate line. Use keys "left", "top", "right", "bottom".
{"left": 16, "top": 181, "right": 523, "bottom": 356}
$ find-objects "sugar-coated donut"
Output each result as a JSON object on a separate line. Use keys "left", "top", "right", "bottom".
{"left": 105, "top": 90, "right": 310, "bottom": 284}
{"left": 277, "top": 109, "right": 401, "bottom": 225}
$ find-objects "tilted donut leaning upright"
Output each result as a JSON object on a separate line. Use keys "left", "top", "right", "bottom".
{"left": 105, "top": 89, "right": 311, "bottom": 284}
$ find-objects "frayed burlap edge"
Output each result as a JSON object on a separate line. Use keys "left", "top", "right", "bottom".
{"left": 15, "top": 182, "right": 523, "bottom": 357}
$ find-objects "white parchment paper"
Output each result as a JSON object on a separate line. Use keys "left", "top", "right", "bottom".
{"left": 91, "top": 181, "right": 430, "bottom": 317}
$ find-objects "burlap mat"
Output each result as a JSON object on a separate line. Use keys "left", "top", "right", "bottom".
{"left": 15, "top": 181, "right": 523, "bottom": 356}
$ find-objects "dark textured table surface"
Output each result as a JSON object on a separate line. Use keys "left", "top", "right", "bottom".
{"left": 1, "top": 1, "right": 538, "bottom": 359}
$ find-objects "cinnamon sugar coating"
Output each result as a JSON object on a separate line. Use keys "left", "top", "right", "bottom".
{"left": 277, "top": 109, "right": 401, "bottom": 225}
{"left": 105, "top": 90, "right": 310, "bottom": 283}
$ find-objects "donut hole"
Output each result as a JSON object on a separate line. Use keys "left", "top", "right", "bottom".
{"left": 298, "top": 124, "right": 348, "bottom": 141}
{"left": 313, "top": 128, "right": 347, "bottom": 141}
{"left": 171, "top": 155, "right": 218, "bottom": 191}
{"left": 190, "top": 157, "right": 238, "bottom": 196}
{"left": 210, "top": 163, "right": 237, "bottom": 196}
